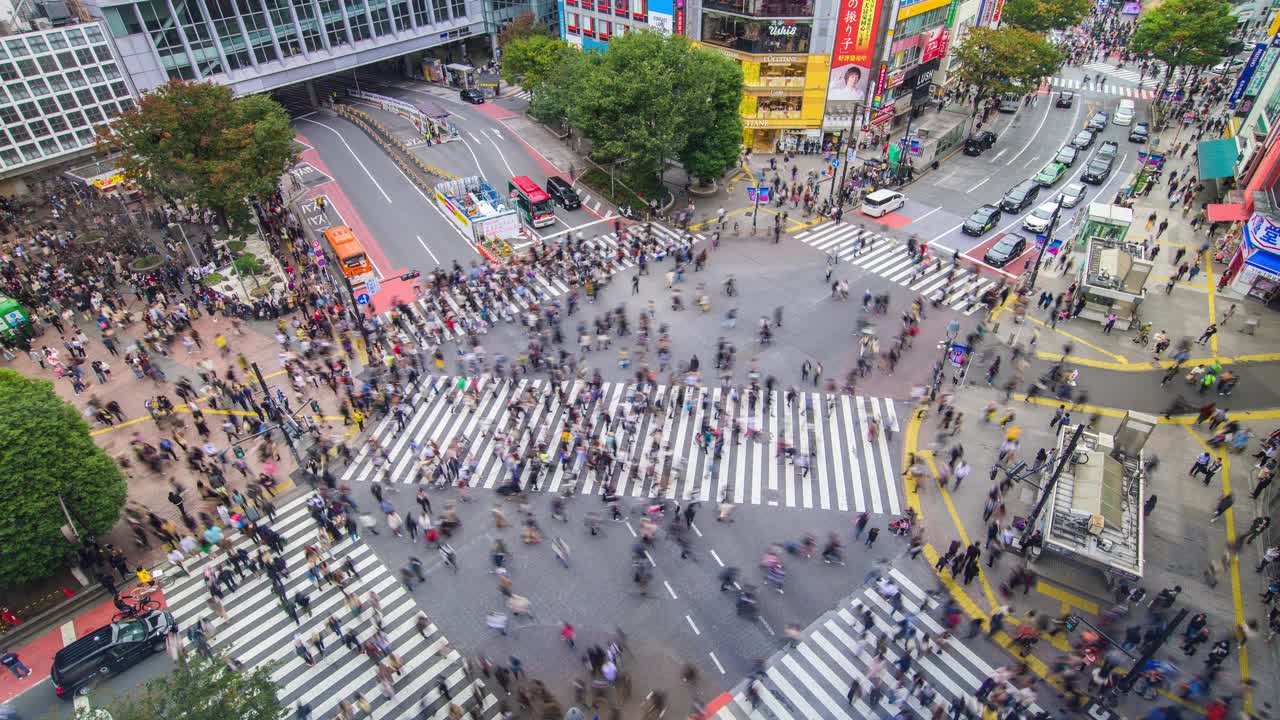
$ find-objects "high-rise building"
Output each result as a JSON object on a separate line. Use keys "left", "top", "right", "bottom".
{"left": 0, "top": 21, "right": 136, "bottom": 178}
{"left": 82, "top": 0, "right": 486, "bottom": 96}
{"left": 558, "top": 0, "right": 676, "bottom": 50}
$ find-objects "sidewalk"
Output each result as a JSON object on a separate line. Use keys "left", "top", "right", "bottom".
{"left": 904, "top": 382, "right": 1279, "bottom": 714}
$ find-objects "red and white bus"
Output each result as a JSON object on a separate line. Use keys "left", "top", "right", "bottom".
{"left": 508, "top": 175, "right": 556, "bottom": 228}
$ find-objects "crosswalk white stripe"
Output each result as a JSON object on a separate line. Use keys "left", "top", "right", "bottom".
{"left": 870, "top": 398, "right": 901, "bottom": 516}
{"left": 839, "top": 395, "right": 865, "bottom": 512}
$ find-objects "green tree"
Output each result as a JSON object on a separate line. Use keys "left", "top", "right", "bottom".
{"left": 498, "top": 11, "right": 551, "bottom": 48}
{"left": 950, "top": 27, "right": 1063, "bottom": 114}
{"left": 87, "top": 655, "right": 287, "bottom": 720}
{"left": 98, "top": 81, "right": 296, "bottom": 228}
{"left": 500, "top": 35, "right": 571, "bottom": 94}
{"left": 527, "top": 48, "right": 589, "bottom": 128}
{"left": 1131, "top": 0, "right": 1235, "bottom": 120}
{"left": 0, "top": 369, "right": 127, "bottom": 587}
{"left": 1001, "top": 0, "right": 1090, "bottom": 32}
{"left": 678, "top": 49, "right": 744, "bottom": 184}
{"left": 568, "top": 31, "right": 744, "bottom": 192}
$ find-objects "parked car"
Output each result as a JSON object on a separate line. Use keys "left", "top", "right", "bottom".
{"left": 964, "top": 130, "right": 998, "bottom": 156}
{"left": 1129, "top": 122, "right": 1150, "bottom": 143}
{"left": 1022, "top": 200, "right": 1060, "bottom": 233}
{"left": 1054, "top": 145, "right": 1079, "bottom": 167}
{"left": 1212, "top": 57, "right": 1244, "bottom": 74}
{"left": 52, "top": 611, "right": 176, "bottom": 699}
{"left": 998, "top": 93, "right": 1022, "bottom": 112}
{"left": 1082, "top": 156, "right": 1114, "bottom": 184}
{"left": 1097, "top": 140, "right": 1120, "bottom": 160}
{"left": 1071, "top": 129, "right": 1096, "bottom": 149}
{"left": 459, "top": 88, "right": 485, "bottom": 104}
{"left": 1055, "top": 91, "right": 1075, "bottom": 108}
{"left": 545, "top": 175, "right": 581, "bottom": 209}
{"left": 1114, "top": 99, "right": 1135, "bottom": 126}
{"left": 1087, "top": 111, "right": 1109, "bottom": 131}
{"left": 984, "top": 234, "right": 1029, "bottom": 268}
{"left": 962, "top": 204, "right": 1002, "bottom": 236}
{"left": 1035, "top": 161, "right": 1069, "bottom": 187}
{"left": 1000, "top": 179, "right": 1042, "bottom": 213}
{"left": 860, "top": 189, "right": 906, "bottom": 217}
{"left": 1057, "top": 182, "right": 1088, "bottom": 208}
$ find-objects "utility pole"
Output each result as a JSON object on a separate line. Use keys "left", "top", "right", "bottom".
{"left": 829, "top": 108, "right": 859, "bottom": 206}
{"left": 252, "top": 361, "right": 301, "bottom": 465}
{"left": 1020, "top": 423, "right": 1085, "bottom": 547}
{"left": 1117, "top": 607, "right": 1188, "bottom": 692}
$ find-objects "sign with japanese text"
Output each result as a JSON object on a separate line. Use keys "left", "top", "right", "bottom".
{"left": 826, "top": 0, "right": 885, "bottom": 113}
{"left": 922, "top": 26, "right": 950, "bottom": 63}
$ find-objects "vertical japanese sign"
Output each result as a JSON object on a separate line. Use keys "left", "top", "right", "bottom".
{"left": 826, "top": 0, "right": 885, "bottom": 113}
{"left": 1229, "top": 42, "right": 1268, "bottom": 108}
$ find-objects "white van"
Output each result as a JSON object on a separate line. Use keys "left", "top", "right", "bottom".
{"left": 860, "top": 189, "right": 905, "bottom": 218}
{"left": 1114, "top": 99, "right": 1135, "bottom": 126}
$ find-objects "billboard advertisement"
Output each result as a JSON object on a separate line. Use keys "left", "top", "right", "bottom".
{"left": 826, "top": 0, "right": 885, "bottom": 116}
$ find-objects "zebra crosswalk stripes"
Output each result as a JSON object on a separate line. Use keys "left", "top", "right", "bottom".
{"left": 710, "top": 567, "right": 1042, "bottom": 720}
{"left": 385, "top": 223, "right": 701, "bottom": 344}
{"left": 1046, "top": 77, "right": 1155, "bottom": 98}
{"left": 507, "top": 89, "right": 533, "bottom": 101}
{"left": 1081, "top": 62, "right": 1155, "bottom": 87}
{"left": 793, "top": 222, "right": 997, "bottom": 315}
{"left": 161, "top": 492, "right": 500, "bottom": 719}
{"left": 338, "top": 375, "right": 904, "bottom": 515}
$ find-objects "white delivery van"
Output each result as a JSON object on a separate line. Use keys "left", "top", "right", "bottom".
{"left": 1114, "top": 99, "right": 1135, "bottom": 125}
{"left": 860, "top": 189, "right": 905, "bottom": 218}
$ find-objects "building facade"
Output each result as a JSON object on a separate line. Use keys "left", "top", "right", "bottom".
{"left": 559, "top": 0, "right": 676, "bottom": 51}
{"left": 84, "top": 0, "right": 485, "bottom": 95}
{"left": 0, "top": 21, "right": 136, "bottom": 178}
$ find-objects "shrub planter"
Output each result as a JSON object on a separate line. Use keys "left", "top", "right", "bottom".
{"left": 129, "top": 254, "right": 163, "bottom": 272}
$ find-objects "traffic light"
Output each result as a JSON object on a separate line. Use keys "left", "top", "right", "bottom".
{"left": 1064, "top": 615, "right": 1080, "bottom": 632}
{"left": 310, "top": 400, "right": 321, "bottom": 414}
{"left": 233, "top": 446, "right": 245, "bottom": 459}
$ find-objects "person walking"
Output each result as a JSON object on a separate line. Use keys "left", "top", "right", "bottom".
{"left": 1209, "top": 492, "right": 1235, "bottom": 523}
{"left": 1257, "top": 546, "right": 1280, "bottom": 573}
{"left": 1190, "top": 451, "right": 1212, "bottom": 479}
{"left": 1197, "top": 324, "right": 1218, "bottom": 345}
{"left": 1, "top": 650, "right": 32, "bottom": 679}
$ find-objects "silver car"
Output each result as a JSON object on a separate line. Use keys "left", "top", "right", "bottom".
{"left": 1055, "top": 146, "right": 1078, "bottom": 167}
{"left": 1058, "top": 182, "right": 1087, "bottom": 208}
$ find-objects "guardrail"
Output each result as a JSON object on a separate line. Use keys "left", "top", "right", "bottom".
{"left": 335, "top": 104, "right": 459, "bottom": 184}
{"left": 346, "top": 88, "right": 459, "bottom": 143}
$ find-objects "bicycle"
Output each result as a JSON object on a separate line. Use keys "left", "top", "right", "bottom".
{"left": 113, "top": 587, "right": 161, "bottom": 621}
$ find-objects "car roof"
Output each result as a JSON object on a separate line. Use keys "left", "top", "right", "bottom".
{"left": 865, "top": 189, "right": 902, "bottom": 201}
{"left": 1076, "top": 128, "right": 1093, "bottom": 135}
{"left": 1034, "top": 201, "right": 1059, "bottom": 212}
{"left": 1065, "top": 182, "right": 1085, "bottom": 192}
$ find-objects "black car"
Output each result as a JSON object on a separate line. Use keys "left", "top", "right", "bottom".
{"left": 1129, "top": 122, "right": 1150, "bottom": 143}
{"left": 984, "top": 234, "right": 1028, "bottom": 268}
{"left": 1082, "top": 156, "right": 1114, "bottom": 184}
{"left": 460, "top": 88, "right": 485, "bottom": 104}
{"left": 545, "top": 175, "right": 580, "bottom": 209}
{"left": 1055, "top": 91, "right": 1075, "bottom": 108}
{"left": 963, "top": 204, "right": 1002, "bottom": 236}
{"left": 1000, "top": 179, "right": 1041, "bottom": 213}
{"left": 52, "top": 610, "right": 175, "bottom": 699}
{"left": 1070, "top": 129, "right": 1096, "bottom": 150}
{"left": 964, "top": 131, "right": 998, "bottom": 156}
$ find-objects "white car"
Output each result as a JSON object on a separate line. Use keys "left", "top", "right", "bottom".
{"left": 1022, "top": 200, "right": 1059, "bottom": 233}
{"left": 860, "top": 189, "right": 905, "bottom": 218}
{"left": 1114, "top": 99, "right": 1135, "bottom": 126}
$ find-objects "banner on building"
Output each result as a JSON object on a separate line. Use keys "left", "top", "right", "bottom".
{"left": 1229, "top": 42, "right": 1268, "bottom": 108}
{"left": 977, "top": 0, "right": 1006, "bottom": 27}
{"left": 921, "top": 26, "right": 950, "bottom": 62}
{"left": 826, "top": 0, "right": 885, "bottom": 115}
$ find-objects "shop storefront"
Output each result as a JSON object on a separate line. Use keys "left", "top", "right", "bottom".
{"left": 1227, "top": 212, "right": 1280, "bottom": 305}
{"left": 701, "top": 13, "right": 813, "bottom": 53}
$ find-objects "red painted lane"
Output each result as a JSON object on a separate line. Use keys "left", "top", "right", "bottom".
{"left": 294, "top": 132, "right": 408, "bottom": 281}
{"left": 469, "top": 102, "right": 518, "bottom": 122}
{"left": 0, "top": 592, "right": 136, "bottom": 702}
{"left": 862, "top": 211, "right": 913, "bottom": 230}
{"left": 960, "top": 231, "right": 1036, "bottom": 279}
{"left": 701, "top": 691, "right": 734, "bottom": 718}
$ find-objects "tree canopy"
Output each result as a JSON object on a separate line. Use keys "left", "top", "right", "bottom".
{"left": 98, "top": 81, "right": 296, "bottom": 228}
{"left": 84, "top": 655, "right": 286, "bottom": 720}
{"left": 1001, "top": 0, "right": 1091, "bottom": 32}
{"left": 566, "top": 31, "right": 743, "bottom": 189}
{"left": 1132, "top": 0, "right": 1236, "bottom": 71}
{"left": 500, "top": 34, "right": 573, "bottom": 94}
{"left": 498, "top": 11, "right": 552, "bottom": 48}
{"left": 0, "top": 369, "right": 127, "bottom": 587}
{"left": 950, "top": 27, "right": 1063, "bottom": 109}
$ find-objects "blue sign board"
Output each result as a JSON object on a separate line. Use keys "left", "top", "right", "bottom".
{"left": 356, "top": 293, "right": 371, "bottom": 305}
{"left": 365, "top": 276, "right": 381, "bottom": 296}
{"left": 1229, "top": 42, "right": 1268, "bottom": 108}
{"left": 747, "top": 187, "right": 771, "bottom": 203}
{"left": 948, "top": 343, "right": 969, "bottom": 367}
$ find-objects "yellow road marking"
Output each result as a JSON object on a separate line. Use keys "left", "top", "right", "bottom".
{"left": 1036, "top": 580, "right": 1100, "bottom": 615}
{"left": 1184, "top": 426, "right": 1252, "bottom": 712}
{"left": 1015, "top": 393, "right": 1280, "bottom": 423}
{"left": 1018, "top": 315, "right": 1129, "bottom": 364}
{"left": 1204, "top": 249, "right": 1219, "bottom": 358}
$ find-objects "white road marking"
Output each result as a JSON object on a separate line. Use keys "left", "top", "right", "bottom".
{"left": 913, "top": 207, "right": 941, "bottom": 224}
{"left": 709, "top": 549, "right": 724, "bottom": 567}
{"left": 1005, "top": 100, "right": 1052, "bottom": 167}
{"left": 709, "top": 651, "right": 726, "bottom": 674}
{"left": 685, "top": 615, "right": 701, "bottom": 635}
{"left": 468, "top": 131, "right": 481, "bottom": 142}
{"left": 298, "top": 117, "right": 392, "bottom": 204}
{"left": 665, "top": 581, "right": 679, "bottom": 599}
{"left": 486, "top": 135, "right": 516, "bottom": 177}
{"left": 930, "top": 222, "right": 965, "bottom": 244}
{"left": 415, "top": 235, "right": 439, "bottom": 264}
{"left": 991, "top": 148, "right": 1008, "bottom": 162}
{"left": 759, "top": 617, "right": 776, "bottom": 635}
{"left": 490, "top": 128, "right": 504, "bottom": 140}
{"left": 458, "top": 136, "right": 485, "bottom": 176}
{"left": 966, "top": 178, "right": 989, "bottom": 193}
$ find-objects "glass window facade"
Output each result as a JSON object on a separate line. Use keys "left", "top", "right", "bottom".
{"left": 0, "top": 23, "right": 133, "bottom": 175}
{"left": 702, "top": 0, "right": 812, "bottom": 16}
{"left": 701, "top": 12, "right": 810, "bottom": 53}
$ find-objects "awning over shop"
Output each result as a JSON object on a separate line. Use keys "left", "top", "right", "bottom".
{"left": 1198, "top": 138, "right": 1239, "bottom": 181}
{"left": 1207, "top": 202, "right": 1251, "bottom": 222}
{"left": 445, "top": 63, "right": 474, "bottom": 72}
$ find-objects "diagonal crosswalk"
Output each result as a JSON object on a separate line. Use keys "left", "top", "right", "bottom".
{"left": 1046, "top": 77, "right": 1155, "bottom": 98}
{"left": 161, "top": 492, "right": 500, "bottom": 718}
{"left": 1081, "top": 62, "right": 1156, "bottom": 87}
{"left": 338, "top": 375, "right": 904, "bottom": 515}
{"left": 387, "top": 223, "right": 701, "bottom": 344}
{"left": 793, "top": 222, "right": 997, "bottom": 316}
{"left": 711, "top": 567, "right": 1041, "bottom": 719}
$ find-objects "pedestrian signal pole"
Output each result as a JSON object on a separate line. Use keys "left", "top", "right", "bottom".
{"left": 252, "top": 361, "right": 302, "bottom": 465}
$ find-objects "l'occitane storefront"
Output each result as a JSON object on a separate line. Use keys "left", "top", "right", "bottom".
{"left": 695, "top": 43, "right": 831, "bottom": 152}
